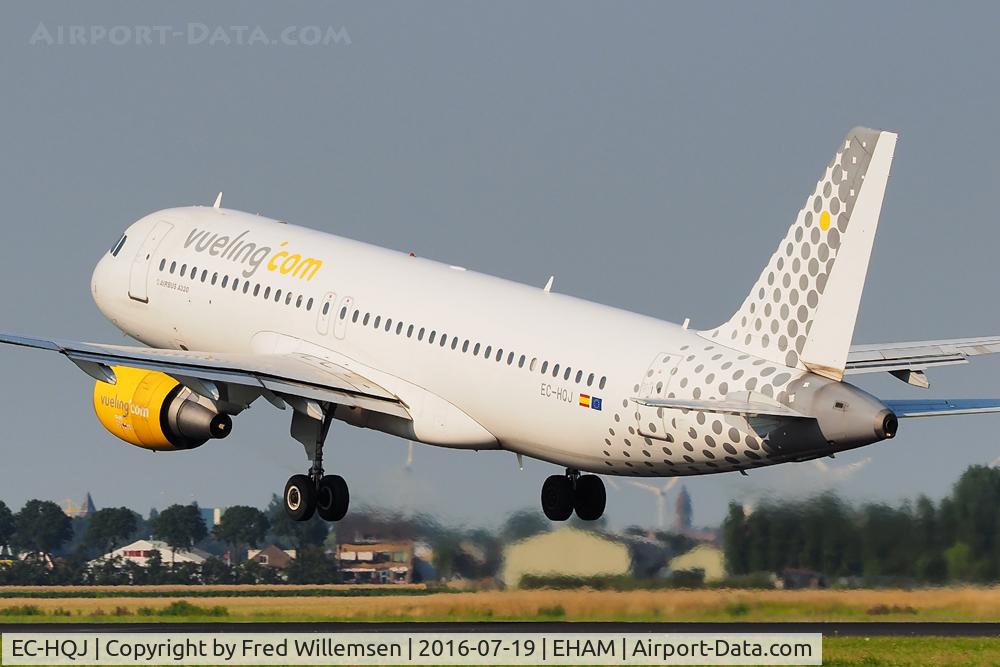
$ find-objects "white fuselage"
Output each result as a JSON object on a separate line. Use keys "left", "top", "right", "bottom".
{"left": 91, "top": 207, "right": 867, "bottom": 477}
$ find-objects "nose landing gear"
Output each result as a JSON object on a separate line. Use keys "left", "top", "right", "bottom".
{"left": 282, "top": 402, "right": 350, "bottom": 522}
{"left": 541, "top": 470, "right": 606, "bottom": 521}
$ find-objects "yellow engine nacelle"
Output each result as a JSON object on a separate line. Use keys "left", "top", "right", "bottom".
{"left": 93, "top": 366, "right": 233, "bottom": 451}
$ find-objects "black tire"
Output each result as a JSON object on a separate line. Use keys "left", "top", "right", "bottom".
{"left": 316, "top": 474, "right": 350, "bottom": 522}
{"left": 541, "top": 475, "right": 574, "bottom": 521}
{"left": 574, "top": 474, "right": 607, "bottom": 521}
{"left": 284, "top": 474, "right": 316, "bottom": 521}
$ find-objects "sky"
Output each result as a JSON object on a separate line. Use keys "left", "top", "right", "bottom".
{"left": 2, "top": 1, "right": 1000, "bottom": 531}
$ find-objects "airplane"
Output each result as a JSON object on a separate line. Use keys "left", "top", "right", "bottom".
{"left": 3, "top": 126, "right": 1000, "bottom": 523}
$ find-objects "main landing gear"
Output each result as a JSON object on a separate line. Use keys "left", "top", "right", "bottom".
{"left": 541, "top": 470, "right": 606, "bottom": 521}
{"left": 282, "top": 402, "right": 350, "bottom": 522}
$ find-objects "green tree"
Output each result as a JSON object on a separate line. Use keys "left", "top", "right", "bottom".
{"left": 286, "top": 545, "right": 338, "bottom": 584}
{"left": 150, "top": 504, "right": 207, "bottom": 566}
{"left": 499, "top": 509, "right": 550, "bottom": 543}
{"left": 722, "top": 502, "right": 749, "bottom": 575}
{"left": 85, "top": 507, "right": 140, "bottom": 554}
{"left": 266, "top": 495, "right": 327, "bottom": 550}
{"left": 213, "top": 506, "right": 269, "bottom": 566}
{"left": 14, "top": 500, "right": 73, "bottom": 561}
{"left": 0, "top": 500, "right": 14, "bottom": 552}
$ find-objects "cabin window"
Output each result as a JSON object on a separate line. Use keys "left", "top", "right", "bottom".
{"left": 232, "top": 278, "right": 240, "bottom": 291}
{"left": 428, "top": 330, "right": 436, "bottom": 344}
{"left": 441, "top": 334, "right": 448, "bottom": 348}
{"left": 322, "top": 302, "right": 330, "bottom": 315}
{"left": 451, "top": 337, "right": 459, "bottom": 350}
{"left": 407, "top": 325, "right": 414, "bottom": 338}
{"left": 211, "top": 272, "right": 218, "bottom": 285}
{"left": 286, "top": 292, "right": 293, "bottom": 305}
{"left": 484, "top": 345, "right": 492, "bottom": 358}
{"left": 253, "top": 284, "right": 260, "bottom": 296}
{"left": 201, "top": 270, "right": 208, "bottom": 282}
{"left": 264, "top": 286, "right": 271, "bottom": 299}
{"left": 221, "top": 275, "right": 229, "bottom": 288}
{"left": 373, "top": 315, "right": 381, "bottom": 328}
{"left": 340, "top": 307, "right": 348, "bottom": 319}
{"left": 352, "top": 310, "right": 360, "bottom": 323}
{"left": 530, "top": 357, "right": 538, "bottom": 371}
{"left": 363, "top": 312, "right": 370, "bottom": 325}
{"left": 180, "top": 264, "right": 187, "bottom": 277}
{"left": 495, "top": 348, "right": 503, "bottom": 362}
{"left": 507, "top": 352, "right": 515, "bottom": 365}
{"left": 159, "top": 258, "right": 166, "bottom": 271}
{"left": 275, "top": 289, "right": 282, "bottom": 302}
{"left": 473, "top": 343, "right": 481, "bottom": 355}
{"left": 297, "top": 295, "right": 304, "bottom": 308}
{"left": 575, "top": 370, "right": 583, "bottom": 383}
{"left": 306, "top": 297, "right": 313, "bottom": 310}
{"left": 541, "top": 361, "right": 548, "bottom": 373}
{"left": 552, "top": 363, "right": 560, "bottom": 377}
{"left": 396, "top": 322, "right": 403, "bottom": 334}
{"left": 169, "top": 261, "right": 176, "bottom": 274}
{"left": 599, "top": 376, "right": 607, "bottom": 390}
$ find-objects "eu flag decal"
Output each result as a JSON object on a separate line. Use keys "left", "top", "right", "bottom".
{"left": 591, "top": 397, "right": 603, "bottom": 411}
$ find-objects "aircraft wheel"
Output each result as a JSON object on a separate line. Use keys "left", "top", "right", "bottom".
{"left": 316, "top": 474, "right": 350, "bottom": 522}
{"left": 574, "top": 475, "right": 606, "bottom": 521}
{"left": 284, "top": 474, "right": 316, "bottom": 521}
{"left": 541, "top": 475, "right": 574, "bottom": 521}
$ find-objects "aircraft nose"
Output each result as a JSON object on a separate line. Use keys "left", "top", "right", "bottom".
{"left": 91, "top": 253, "right": 113, "bottom": 314}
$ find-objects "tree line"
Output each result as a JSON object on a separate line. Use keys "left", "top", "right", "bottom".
{"left": 723, "top": 464, "right": 1000, "bottom": 584}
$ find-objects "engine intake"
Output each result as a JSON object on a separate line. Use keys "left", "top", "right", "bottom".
{"left": 93, "top": 366, "right": 233, "bottom": 451}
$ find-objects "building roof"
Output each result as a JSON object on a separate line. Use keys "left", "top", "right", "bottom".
{"left": 668, "top": 544, "right": 726, "bottom": 583}
{"left": 91, "top": 539, "right": 210, "bottom": 565}
{"left": 501, "top": 528, "right": 631, "bottom": 588}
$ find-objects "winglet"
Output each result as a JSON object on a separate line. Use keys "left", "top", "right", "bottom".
{"left": 213, "top": 192, "right": 223, "bottom": 209}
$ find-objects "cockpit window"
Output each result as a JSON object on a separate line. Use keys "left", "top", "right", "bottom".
{"left": 110, "top": 234, "right": 127, "bottom": 257}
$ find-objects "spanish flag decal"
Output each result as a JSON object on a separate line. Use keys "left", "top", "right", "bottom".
{"left": 579, "top": 394, "right": 591, "bottom": 408}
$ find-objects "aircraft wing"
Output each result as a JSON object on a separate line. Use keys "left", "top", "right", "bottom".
{"left": 846, "top": 336, "right": 1000, "bottom": 375}
{"left": 0, "top": 333, "right": 410, "bottom": 419}
{"left": 883, "top": 398, "right": 1000, "bottom": 418}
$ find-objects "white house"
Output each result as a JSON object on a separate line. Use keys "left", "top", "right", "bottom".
{"left": 90, "top": 539, "right": 210, "bottom": 567}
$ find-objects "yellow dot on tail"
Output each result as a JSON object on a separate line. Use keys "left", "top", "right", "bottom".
{"left": 819, "top": 210, "right": 831, "bottom": 231}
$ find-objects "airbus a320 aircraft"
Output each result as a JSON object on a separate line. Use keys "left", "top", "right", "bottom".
{"left": 3, "top": 127, "right": 999, "bottom": 523}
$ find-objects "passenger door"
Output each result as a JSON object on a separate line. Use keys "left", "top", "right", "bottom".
{"left": 128, "top": 220, "right": 173, "bottom": 303}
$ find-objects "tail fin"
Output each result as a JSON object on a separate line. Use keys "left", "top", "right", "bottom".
{"left": 704, "top": 127, "right": 897, "bottom": 380}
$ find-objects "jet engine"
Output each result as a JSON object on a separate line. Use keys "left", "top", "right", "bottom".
{"left": 93, "top": 366, "right": 232, "bottom": 451}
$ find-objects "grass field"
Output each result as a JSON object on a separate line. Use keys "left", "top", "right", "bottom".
{"left": 3, "top": 588, "right": 1000, "bottom": 664}
{"left": 2, "top": 586, "right": 1000, "bottom": 622}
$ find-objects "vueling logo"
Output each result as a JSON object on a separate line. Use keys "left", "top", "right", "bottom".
{"left": 184, "top": 228, "right": 323, "bottom": 281}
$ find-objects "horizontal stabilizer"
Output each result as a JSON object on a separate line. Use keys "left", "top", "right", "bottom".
{"left": 847, "top": 336, "right": 1000, "bottom": 375}
{"left": 633, "top": 391, "right": 811, "bottom": 418}
{"left": 885, "top": 398, "right": 1000, "bottom": 418}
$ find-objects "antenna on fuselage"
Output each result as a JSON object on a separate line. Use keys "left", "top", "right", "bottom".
{"left": 543, "top": 276, "right": 554, "bottom": 293}
{"left": 213, "top": 192, "right": 223, "bottom": 209}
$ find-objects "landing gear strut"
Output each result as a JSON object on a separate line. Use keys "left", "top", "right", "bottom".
{"left": 541, "top": 469, "right": 606, "bottom": 521}
{"left": 282, "top": 402, "right": 350, "bottom": 522}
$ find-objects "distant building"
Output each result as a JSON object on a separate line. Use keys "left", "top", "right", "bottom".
{"left": 776, "top": 568, "right": 826, "bottom": 589}
{"left": 247, "top": 545, "right": 296, "bottom": 571}
{"left": 199, "top": 507, "right": 223, "bottom": 528}
{"left": 90, "top": 539, "right": 210, "bottom": 567}
{"left": 336, "top": 541, "right": 413, "bottom": 584}
{"left": 63, "top": 492, "right": 97, "bottom": 518}
{"left": 501, "top": 528, "right": 631, "bottom": 588}
{"left": 667, "top": 544, "right": 726, "bottom": 583}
